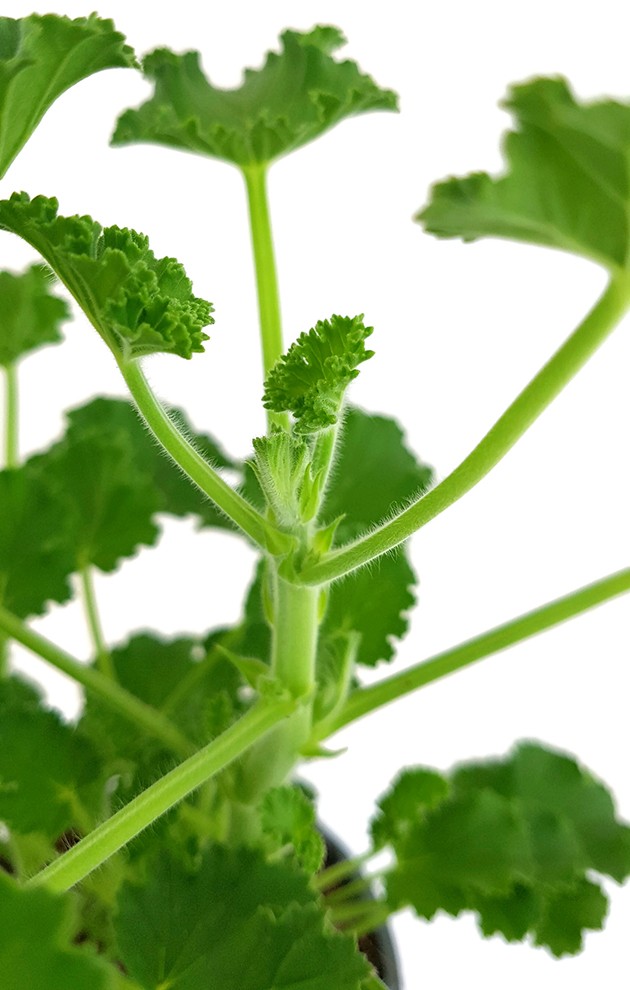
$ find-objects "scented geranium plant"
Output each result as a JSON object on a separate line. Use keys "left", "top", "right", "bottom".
{"left": 0, "top": 13, "right": 629, "bottom": 989}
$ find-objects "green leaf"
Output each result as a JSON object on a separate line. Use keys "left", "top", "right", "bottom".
{"left": 64, "top": 396, "right": 237, "bottom": 530}
{"left": 252, "top": 432, "right": 310, "bottom": 525}
{"left": 0, "top": 264, "right": 69, "bottom": 366}
{"left": 322, "top": 406, "right": 433, "bottom": 542}
{"left": 377, "top": 742, "right": 630, "bottom": 955}
{"left": 388, "top": 790, "right": 533, "bottom": 920}
{"left": 0, "top": 675, "right": 104, "bottom": 841}
{"left": 263, "top": 315, "right": 374, "bottom": 433}
{"left": 419, "top": 76, "right": 630, "bottom": 272}
{"left": 453, "top": 742, "right": 630, "bottom": 882}
{"left": 0, "top": 13, "right": 136, "bottom": 178}
{"left": 112, "top": 27, "right": 397, "bottom": 169}
{"left": 370, "top": 767, "right": 449, "bottom": 849}
{"left": 261, "top": 785, "right": 325, "bottom": 873}
{"left": 27, "top": 416, "right": 161, "bottom": 573}
{"left": 0, "top": 193, "right": 212, "bottom": 360}
{"left": 115, "top": 845, "right": 370, "bottom": 990}
{"left": 78, "top": 631, "right": 245, "bottom": 791}
{"left": 0, "top": 872, "right": 116, "bottom": 989}
{"left": 321, "top": 549, "right": 416, "bottom": 667}
{"left": 0, "top": 465, "right": 74, "bottom": 617}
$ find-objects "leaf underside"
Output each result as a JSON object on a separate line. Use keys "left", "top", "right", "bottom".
{"left": 419, "top": 76, "right": 630, "bottom": 272}
{"left": 112, "top": 26, "right": 397, "bottom": 168}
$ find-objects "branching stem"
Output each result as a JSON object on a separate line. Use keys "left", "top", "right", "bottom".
{"left": 0, "top": 605, "right": 194, "bottom": 758}
{"left": 325, "top": 566, "right": 630, "bottom": 735}
{"left": 297, "top": 276, "right": 630, "bottom": 585}
{"left": 28, "top": 694, "right": 296, "bottom": 892}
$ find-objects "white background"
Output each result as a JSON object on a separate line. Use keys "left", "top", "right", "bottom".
{"left": 1, "top": 1, "right": 629, "bottom": 987}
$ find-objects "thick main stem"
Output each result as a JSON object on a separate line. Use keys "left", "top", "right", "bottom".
{"left": 28, "top": 695, "right": 295, "bottom": 892}
{"left": 298, "top": 276, "right": 630, "bottom": 585}
{"left": 232, "top": 571, "right": 320, "bottom": 804}
{"left": 242, "top": 163, "right": 289, "bottom": 431}
{"left": 117, "top": 358, "right": 288, "bottom": 553}
{"left": 325, "top": 567, "right": 630, "bottom": 735}
{"left": 0, "top": 605, "right": 194, "bottom": 758}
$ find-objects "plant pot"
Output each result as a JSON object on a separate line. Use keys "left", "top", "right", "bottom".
{"left": 322, "top": 831, "right": 401, "bottom": 990}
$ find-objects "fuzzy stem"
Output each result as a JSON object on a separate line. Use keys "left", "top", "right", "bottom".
{"left": 117, "top": 358, "right": 290, "bottom": 553}
{"left": 325, "top": 566, "right": 630, "bottom": 735}
{"left": 28, "top": 695, "right": 296, "bottom": 892}
{"left": 79, "top": 565, "right": 115, "bottom": 680}
{"left": 0, "top": 604, "right": 194, "bottom": 758}
{"left": 243, "top": 163, "right": 289, "bottom": 431}
{"left": 297, "top": 276, "right": 630, "bottom": 585}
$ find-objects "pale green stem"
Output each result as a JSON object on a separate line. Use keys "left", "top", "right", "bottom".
{"left": 232, "top": 573, "right": 320, "bottom": 804}
{"left": 28, "top": 695, "right": 296, "bottom": 892}
{"left": 4, "top": 362, "right": 18, "bottom": 468}
{"left": 0, "top": 604, "right": 194, "bottom": 759}
{"left": 117, "top": 358, "right": 290, "bottom": 553}
{"left": 79, "top": 565, "right": 115, "bottom": 680}
{"left": 313, "top": 851, "right": 374, "bottom": 892}
{"left": 242, "top": 163, "right": 289, "bottom": 432}
{"left": 297, "top": 275, "right": 630, "bottom": 585}
{"left": 324, "top": 567, "right": 630, "bottom": 735}
{"left": 349, "top": 904, "right": 394, "bottom": 939}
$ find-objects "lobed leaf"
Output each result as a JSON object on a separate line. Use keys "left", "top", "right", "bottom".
{"left": 0, "top": 193, "right": 212, "bottom": 360}
{"left": 112, "top": 26, "right": 397, "bottom": 168}
{"left": 0, "top": 264, "right": 69, "bottom": 367}
{"left": 0, "top": 675, "right": 104, "bottom": 842}
{"left": 376, "top": 742, "right": 630, "bottom": 955}
{"left": 0, "top": 465, "right": 74, "bottom": 617}
{"left": 0, "top": 872, "right": 116, "bottom": 989}
{"left": 261, "top": 785, "right": 325, "bottom": 873}
{"left": 0, "top": 13, "right": 136, "bottom": 178}
{"left": 115, "top": 844, "right": 371, "bottom": 990}
{"left": 263, "top": 315, "right": 374, "bottom": 433}
{"left": 419, "top": 76, "right": 630, "bottom": 272}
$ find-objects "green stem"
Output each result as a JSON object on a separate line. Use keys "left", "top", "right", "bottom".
{"left": 232, "top": 572, "right": 320, "bottom": 802}
{"left": 325, "top": 566, "right": 630, "bottom": 735}
{"left": 4, "top": 362, "right": 18, "bottom": 468}
{"left": 329, "top": 898, "right": 389, "bottom": 926}
{"left": 28, "top": 695, "right": 295, "bottom": 892}
{"left": 117, "top": 358, "right": 289, "bottom": 553}
{"left": 79, "top": 565, "right": 115, "bottom": 680}
{"left": 297, "top": 275, "right": 630, "bottom": 585}
{"left": 324, "top": 872, "right": 385, "bottom": 905}
{"left": 0, "top": 604, "right": 194, "bottom": 759}
{"left": 349, "top": 904, "right": 394, "bottom": 939}
{"left": 243, "top": 163, "right": 289, "bottom": 431}
{"left": 314, "top": 851, "right": 374, "bottom": 892}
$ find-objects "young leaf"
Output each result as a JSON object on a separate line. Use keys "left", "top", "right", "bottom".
{"left": 0, "top": 264, "right": 69, "bottom": 366}
{"left": 115, "top": 845, "right": 371, "bottom": 990}
{"left": 112, "top": 27, "right": 397, "bottom": 168}
{"left": 0, "top": 466, "right": 74, "bottom": 617}
{"left": 0, "top": 193, "right": 212, "bottom": 360}
{"left": 370, "top": 767, "right": 449, "bottom": 849}
{"left": 261, "top": 785, "right": 325, "bottom": 873}
{"left": 27, "top": 420, "right": 161, "bottom": 573}
{"left": 0, "top": 675, "right": 104, "bottom": 841}
{"left": 263, "top": 316, "right": 374, "bottom": 433}
{"left": 0, "top": 13, "right": 136, "bottom": 178}
{"left": 419, "top": 76, "right": 630, "bottom": 272}
{"left": 64, "top": 396, "right": 238, "bottom": 530}
{"left": 0, "top": 872, "right": 116, "bottom": 989}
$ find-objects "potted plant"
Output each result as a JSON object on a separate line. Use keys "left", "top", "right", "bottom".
{"left": 0, "top": 11, "right": 628, "bottom": 989}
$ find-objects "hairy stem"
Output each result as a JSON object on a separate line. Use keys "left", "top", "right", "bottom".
{"left": 3, "top": 362, "right": 18, "bottom": 468}
{"left": 242, "top": 164, "right": 289, "bottom": 431}
{"left": 79, "top": 565, "right": 115, "bottom": 680}
{"left": 314, "top": 852, "right": 374, "bottom": 892}
{"left": 117, "top": 358, "right": 290, "bottom": 553}
{"left": 28, "top": 695, "right": 296, "bottom": 892}
{"left": 297, "top": 276, "right": 630, "bottom": 585}
{"left": 325, "top": 567, "right": 630, "bottom": 735}
{"left": 0, "top": 605, "right": 194, "bottom": 758}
